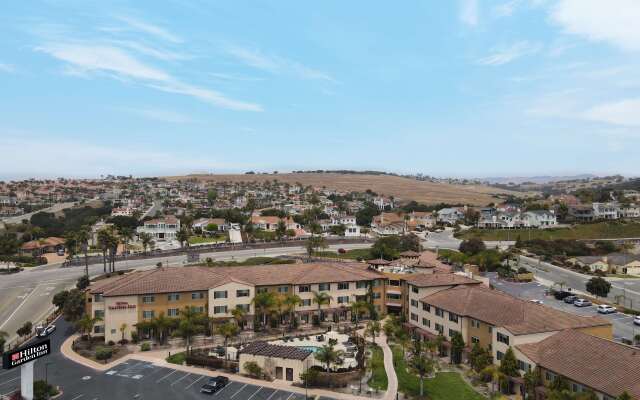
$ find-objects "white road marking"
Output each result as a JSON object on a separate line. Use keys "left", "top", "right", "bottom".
{"left": 230, "top": 384, "right": 248, "bottom": 399}
{"left": 285, "top": 393, "right": 294, "bottom": 400}
{"left": 105, "top": 370, "right": 117, "bottom": 375}
{"left": 265, "top": 389, "right": 279, "bottom": 400}
{"left": 0, "top": 376, "right": 20, "bottom": 387}
{"left": 70, "top": 395, "right": 84, "bottom": 400}
{"left": 185, "top": 375, "right": 204, "bottom": 390}
{"left": 246, "top": 387, "right": 262, "bottom": 400}
{"left": 0, "top": 285, "right": 40, "bottom": 330}
{"left": 156, "top": 369, "right": 177, "bottom": 383}
{"left": 171, "top": 373, "right": 190, "bottom": 386}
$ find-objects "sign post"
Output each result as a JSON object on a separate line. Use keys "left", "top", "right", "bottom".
{"left": 2, "top": 339, "right": 51, "bottom": 400}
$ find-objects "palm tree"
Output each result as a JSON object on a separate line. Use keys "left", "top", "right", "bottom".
{"left": 175, "top": 306, "right": 207, "bottom": 354}
{"left": 366, "top": 320, "right": 381, "bottom": 344}
{"left": 312, "top": 291, "right": 332, "bottom": 324}
{"left": 75, "top": 226, "right": 91, "bottom": 278}
{"left": 76, "top": 315, "right": 102, "bottom": 348}
{"left": 97, "top": 227, "right": 111, "bottom": 273}
{"left": 139, "top": 232, "right": 153, "bottom": 255}
{"left": 119, "top": 323, "right": 128, "bottom": 343}
{"left": 350, "top": 301, "right": 369, "bottom": 328}
{"left": 151, "top": 312, "right": 173, "bottom": 344}
{"left": 395, "top": 329, "right": 411, "bottom": 356}
{"left": 231, "top": 306, "right": 247, "bottom": 330}
{"left": 176, "top": 228, "right": 189, "bottom": 248}
{"left": 283, "top": 293, "right": 302, "bottom": 329}
{"left": 119, "top": 227, "right": 134, "bottom": 255}
{"left": 215, "top": 322, "right": 240, "bottom": 360}
{"left": 315, "top": 342, "right": 344, "bottom": 373}
{"left": 252, "top": 292, "right": 276, "bottom": 330}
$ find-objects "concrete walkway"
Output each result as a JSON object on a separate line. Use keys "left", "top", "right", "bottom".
{"left": 375, "top": 332, "right": 398, "bottom": 400}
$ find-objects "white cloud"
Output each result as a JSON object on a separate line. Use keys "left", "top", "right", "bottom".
{"left": 225, "top": 45, "right": 336, "bottom": 82}
{"left": 494, "top": 0, "right": 521, "bottom": 17}
{"left": 110, "top": 40, "right": 188, "bottom": 61}
{"left": 584, "top": 98, "right": 640, "bottom": 127}
{"left": 0, "top": 63, "right": 15, "bottom": 73}
{"left": 115, "top": 15, "right": 182, "bottom": 44}
{"left": 478, "top": 41, "right": 542, "bottom": 65}
{"left": 460, "top": 0, "right": 479, "bottom": 27}
{"left": 550, "top": 0, "right": 640, "bottom": 51}
{"left": 122, "top": 107, "right": 198, "bottom": 123}
{"left": 36, "top": 43, "right": 262, "bottom": 112}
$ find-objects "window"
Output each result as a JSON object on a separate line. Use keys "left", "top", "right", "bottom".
{"left": 94, "top": 310, "right": 104, "bottom": 318}
{"left": 319, "top": 283, "right": 331, "bottom": 291}
{"left": 449, "top": 313, "right": 459, "bottom": 323}
{"left": 298, "top": 285, "right": 310, "bottom": 293}
{"left": 94, "top": 325, "right": 104, "bottom": 334}
{"left": 337, "top": 296, "right": 350, "bottom": 304}
{"left": 213, "top": 306, "right": 228, "bottom": 314}
{"left": 412, "top": 286, "right": 419, "bottom": 294}
{"left": 142, "top": 295, "right": 155, "bottom": 304}
{"left": 517, "top": 360, "right": 531, "bottom": 372}
{"left": 470, "top": 319, "right": 480, "bottom": 328}
{"left": 496, "top": 351, "right": 504, "bottom": 361}
{"left": 236, "top": 289, "right": 250, "bottom": 297}
{"left": 168, "top": 293, "right": 180, "bottom": 301}
{"left": 471, "top": 336, "right": 480, "bottom": 344}
{"left": 214, "top": 290, "right": 228, "bottom": 299}
{"left": 94, "top": 294, "right": 104, "bottom": 302}
{"left": 411, "top": 299, "right": 418, "bottom": 308}
{"left": 356, "top": 281, "right": 368, "bottom": 289}
{"left": 545, "top": 371, "right": 556, "bottom": 382}
{"left": 435, "top": 323, "right": 444, "bottom": 334}
{"left": 372, "top": 292, "right": 381, "bottom": 299}
{"left": 422, "top": 303, "right": 431, "bottom": 312}
{"left": 422, "top": 318, "right": 430, "bottom": 327}
{"left": 278, "top": 286, "right": 289, "bottom": 293}
{"left": 372, "top": 280, "right": 381, "bottom": 287}
{"left": 388, "top": 279, "right": 400, "bottom": 286}
{"left": 257, "top": 287, "right": 268, "bottom": 294}
{"left": 386, "top": 293, "right": 401, "bottom": 300}
{"left": 194, "top": 306, "right": 205, "bottom": 313}
{"left": 168, "top": 308, "right": 179, "bottom": 317}
{"left": 143, "top": 310, "right": 155, "bottom": 319}
{"left": 192, "top": 292, "right": 205, "bottom": 300}
{"left": 301, "top": 299, "right": 311, "bottom": 307}
{"left": 497, "top": 332, "right": 510, "bottom": 345}
{"left": 236, "top": 304, "right": 250, "bottom": 312}
{"left": 449, "top": 329, "right": 460, "bottom": 338}
{"left": 411, "top": 313, "right": 418, "bottom": 322}
{"left": 338, "top": 282, "right": 350, "bottom": 290}
{"left": 435, "top": 307, "right": 444, "bottom": 317}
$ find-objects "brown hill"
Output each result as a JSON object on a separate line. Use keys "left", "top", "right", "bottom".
{"left": 167, "top": 173, "right": 526, "bottom": 205}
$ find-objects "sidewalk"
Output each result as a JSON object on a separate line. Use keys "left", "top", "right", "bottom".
{"left": 60, "top": 334, "right": 374, "bottom": 400}
{"left": 375, "top": 332, "right": 398, "bottom": 400}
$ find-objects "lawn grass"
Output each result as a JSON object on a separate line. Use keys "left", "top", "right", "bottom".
{"left": 367, "top": 345, "right": 388, "bottom": 391}
{"left": 313, "top": 248, "right": 373, "bottom": 260}
{"left": 458, "top": 222, "right": 640, "bottom": 241}
{"left": 392, "top": 346, "right": 485, "bottom": 400}
{"left": 188, "top": 235, "right": 227, "bottom": 245}
{"left": 166, "top": 352, "right": 186, "bottom": 365}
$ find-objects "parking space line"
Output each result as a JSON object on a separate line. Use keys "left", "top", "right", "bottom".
{"left": 0, "top": 377, "right": 20, "bottom": 387}
{"left": 185, "top": 375, "right": 204, "bottom": 390}
{"left": 156, "top": 369, "right": 178, "bottom": 383}
{"left": 265, "top": 390, "right": 279, "bottom": 400}
{"left": 246, "top": 387, "right": 262, "bottom": 400}
{"left": 70, "top": 395, "right": 84, "bottom": 400}
{"left": 285, "top": 393, "right": 294, "bottom": 400}
{"left": 170, "top": 373, "right": 190, "bottom": 386}
{"left": 230, "top": 384, "right": 248, "bottom": 399}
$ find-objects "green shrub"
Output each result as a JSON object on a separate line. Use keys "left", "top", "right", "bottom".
{"left": 166, "top": 352, "right": 186, "bottom": 364}
{"left": 33, "top": 380, "right": 58, "bottom": 400}
{"left": 140, "top": 342, "right": 151, "bottom": 351}
{"left": 95, "top": 346, "right": 112, "bottom": 360}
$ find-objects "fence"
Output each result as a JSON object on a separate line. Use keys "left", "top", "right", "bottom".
{"left": 4, "top": 308, "right": 61, "bottom": 352}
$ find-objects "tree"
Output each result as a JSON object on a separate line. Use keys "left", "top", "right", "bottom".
{"left": 395, "top": 329, "right": 411, "bottom": 356}
{"left": 76, "top": 314, "right": 102, "bottom": 348}
{"left": 306, "top": 235, "right": 327, "bottom": 257}
{"left": 469, "top": 343, "right": 492, "bottom": 372}
{"left": 0, "top": 330, "right": 7, "bottom": 353}
{"left": 315, "top": 342, "right": 344, "bottom": 372}
{"left": 243, "top": 361, "right": 263, "bottom": 378}
{"left": 75, "top": 226, "right": 91, "bottom": 278}
{"left": 618, "top": 392, "right": 633, "bottom": 400}
{"left": 216, "top": 322, "right": 240, "bottom": 360}
{"left": 176, "top": 228, "right": 190, "bottom": 248}
{"left": 119, "top": 323, "right": 128, "bottom": 343}
{"left": 523, "top": 367, "right": 542, "bottom": 400}
{"left": 61, "top": 289, "right": 86, "bottom": 322}
{"left": 252, "top": 291, "right": 276, "bottom": 330}
{"left": 151, "top": 312, "right": 173, "bottom": 345}
{"left": 371, "top": 236, "right": 402, "bottom": 260}
{"left": 350, "top": 301, "right": 369, "bottom": 328}
{"left": 586, "top": 276, "right": 611, "bottom": 298}
{"left": 76, "top": 275, "right": 90, "bottom": 290}
{"left": 139, "top": 232, "right": 154, "bottom": 254}
{"left": 459, "top": 238, "right": 486, "bottom": 256}
{"left": 0, "top": 232, "right": 19, "bottom": 255}
{"left": 499, "top": 347, "right": 520, "bottom": 394}
{"left": 450, "top": 331, "right": 465, "bottom": 364}
{"left": 231, "top": 306, "right": 247, "bottom": 330}
{"left": 175, "top": 307, "right": 207, "bottom": 354}
{"left": 312, "top": 291, "right": 332, "bottom": 323}
{"left": 366, "top": 320, "right": 381, "bottom": 344}
{"left": 409, "top": 352, "right": 434, "bottom": 398}
{"left": 52, "top": 290, "right": 70, "bottom": 310}
{"left": 283, "top": 294, "right": 302, "bottom": 329}
{"left": 275, "top": 220, "right": 287, "bottom": 240}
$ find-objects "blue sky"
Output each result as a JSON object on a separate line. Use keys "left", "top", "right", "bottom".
{"left": 2, "top": 0, "right": 640, "bottom": 179}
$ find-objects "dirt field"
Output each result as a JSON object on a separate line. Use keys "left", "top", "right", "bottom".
{"left": 166, "top": 173, "right": 526, "bottom": 205}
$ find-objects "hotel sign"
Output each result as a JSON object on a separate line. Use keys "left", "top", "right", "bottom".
{"left": 2, "top": 339, "right": 51, "bottom": 370}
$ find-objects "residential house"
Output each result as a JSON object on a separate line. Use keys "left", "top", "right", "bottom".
{"left": 239, "top": 342, "right": 313, "bottom": 384}
{"left": 522, "top": 210, "right": 557, "bottom": 228}
{"left": 137, "top": 216, "right": 180, "bottom": 241}
{"left": 192, "top": 218, "right": 229, "bottom": 233}
{"left": 20, "top": 237, "right": 65, "bottom": 257}
{"left": 371, "top": 212, "right": 406, "bottom": 236}
{"left": 568, "top": 205, "right": 594, "bottom": 222}
{"left": 436, "top": 207, "right": 464, "bottom": 225}
{"left": 592, "top": 202, "right": 620, "bottom": 220}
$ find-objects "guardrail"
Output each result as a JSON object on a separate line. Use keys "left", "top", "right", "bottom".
{"left": 65, "top": 237, "right": 372, "bottom": 267}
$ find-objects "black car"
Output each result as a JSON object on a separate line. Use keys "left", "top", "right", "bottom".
{"left": 200, "top": 376, "right": 229, "bottom": 394}
{"left": 554, "top": 290, "right": 573, "bottom": 300}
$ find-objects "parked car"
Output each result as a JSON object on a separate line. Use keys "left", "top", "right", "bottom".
{"left": 56, "top": 248, "right": 65, "bottom": 256}
{"left": 201, "top": 376, "right": 229, "bottom": 394}
{"left": 596, "top": 304, "right": 616, "bottom": 314}
{"left": 35, "top": 324, "right": 56, "bottom": 338}
{"left": 338, "top": 248, "right": 346, "bottom": 254}
{"left": 529, "top": 299, "right": 544, "bottom": 305}
{"left": 634, "top": 316, "right": 640, "bottom": 326}
{"left": 573, "top": 299, "right": 592, "bottom": 307}
{"left": 554, "top": 291, "right": 573, "bottom": 301}
{"left": 563, "top": 295, "right": 578, "bottom": 304}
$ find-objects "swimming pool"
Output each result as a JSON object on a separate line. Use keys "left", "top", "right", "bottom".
{"left": 297, "top": 346, "right": 320, "bottom": 353}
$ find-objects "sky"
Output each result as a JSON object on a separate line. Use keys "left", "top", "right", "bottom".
{"left": 2, "top": 0, "right": 640, "bottom": 180}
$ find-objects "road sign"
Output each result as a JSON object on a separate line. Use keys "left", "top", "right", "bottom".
{"left": 2, "top": 339, "right": 51, "bottom": 370}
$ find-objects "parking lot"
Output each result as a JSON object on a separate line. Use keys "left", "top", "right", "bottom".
{"left": 490, "top": 274, "right": 639, "bottom": 342}
{"left": 54, "top": 360, "right": 328, "bottom": 400}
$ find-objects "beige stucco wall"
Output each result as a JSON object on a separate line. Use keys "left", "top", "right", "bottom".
{"left": 492, "top": 328, "right": 555, "bottom": 365}
{"left": 208, "top": 281, "right": 254, "bottom": 319}
{"left": 104, "top": 295, "right": 139, "bottom": 343}
{"left": 239, "top": 353, "right": 310, "bottom": 384}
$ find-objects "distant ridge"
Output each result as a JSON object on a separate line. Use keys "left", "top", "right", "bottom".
{"left": 481, "top": 174, "right": 597, "bottom": 185}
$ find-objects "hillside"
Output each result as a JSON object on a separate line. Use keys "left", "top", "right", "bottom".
{"left": 166, "top": 173, "right": 526, "bottom": 206}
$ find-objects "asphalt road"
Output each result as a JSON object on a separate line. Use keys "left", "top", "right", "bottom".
{"left": 517, "top": 255, "right": 640, "bottom": 311}
{"left": 0, "top": 202, "right": 76, "bottom": 225}
{"left": 0, "top": 319, "right": 334, "bottom": 400}
{"left": 423, "top": 229, "right": 461, "bottom": 250}
{"left": 0, "top": 243, "right": 371, "bottom": 346}
{"left": 489, "top": 273, "right": 640, "bottom": 342}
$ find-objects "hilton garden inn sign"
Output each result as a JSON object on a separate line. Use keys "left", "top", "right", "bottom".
{"left": 2, "top": 339, "right": 51, "bottom": 370}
